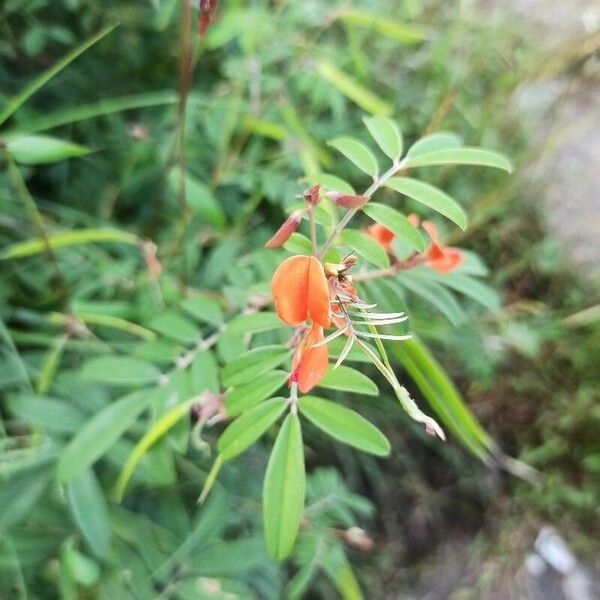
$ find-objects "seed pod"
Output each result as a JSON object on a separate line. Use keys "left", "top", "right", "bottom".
{"left": 326, "top": 191, "right": 368, "bottom": 209}
{"left": 265, "top": 210, "right": 304, "bottom": 249}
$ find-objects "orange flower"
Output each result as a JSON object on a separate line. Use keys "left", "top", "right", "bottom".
{"left": 290, "top": 323, "right": 329, "bottom": 393}
{"left": 421, "top": 221, "right": 462, "bottom": 273}
{"left": 271, "top": 255, "right": 331, "bottom": 327}
{"left": 364, "top": 223, "right": 395, "bottom": 254}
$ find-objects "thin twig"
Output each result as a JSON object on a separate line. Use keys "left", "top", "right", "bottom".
{"left": 308, "top": 205, "right": 318, "bottom": 255}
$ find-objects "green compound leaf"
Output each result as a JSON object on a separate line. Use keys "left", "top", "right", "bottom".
{"left": 299, "top": 395, "right": 390, "bottom": 456}
{"left": 263, "top": 413, "right": 305, "bottom": 560}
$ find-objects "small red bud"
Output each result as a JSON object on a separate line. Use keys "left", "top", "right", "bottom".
{"left": 265, "top": 210, "right": 303, "bottom": 249}
{"left": 303, "top": 184, "right": 321, "bottom": 206}
{"left": 198, "top": 0, "right": 219, "bottom": 37}
{"left": 326, "top": 191, "right": 368, "bottom": 209}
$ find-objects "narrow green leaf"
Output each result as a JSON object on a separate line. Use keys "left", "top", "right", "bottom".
{"left": 340, "top": 229, "right": 389, "bottom": 269}
{"left": 36, "top": 334, "right": 67, "bottom": 394}
{"left": 392, "top": 338, "right": 492, "bottom": 458}
{"left": 5, "top": 134, "right": 90, "bottom": 164}
{"left": 225, "top": 370, "right": 288, "bottom": 416}
{"left": 8, "top": 394, "right": 86, "bottom": 434}
{"left": 190, "top": 350, "right": 220, "bottom": 394}
{"left": 263, "top": 413, "right": 305, "bottom": 559}
{"left": 218, "top": 398, "right": 286, "bottom": 460}
{"left": 226, "top": 312, "right": 282, "bottom": 335}
{"left": 67, "top": 469, "right": 110, "bottom": 559}
{"left": 0, "top": 23, "right": 118, "bottom": 126}
{"left": 405, "top": 147, "right": 513, "bottom": 172}
{"left": 385, "top": 177, "right": 468, "bottom": 230}
{"left": 425, "top": 272, "right": 501, "bottom": 312}
{"left": 10, "top": 91, "right": 180, "bottom": 134}
{"left": 0, "top": 228, "right": 138, "bottom": 260}
{"left": 398, "top": 275, "right": 466, "bottom": 326}
{"left": 300, "top": 396, "right": 390, "bottom": 456}
{"left": 315, "top": 60, "right": 392, "bottom": 116}
{"left": 74, "top": 312, "right": 156, "bottom": 341}
{"left": 222, "top": 346, "right": 290, "bottom": 388}
{"left": 406, "top": 132, "right": 462, "bottom": 157}
{"left": 363, "top": 116, "right": 403, "bottom": 160}
{"left": 80, "top": 356, "right": 161, "bottom": 386}
{"left": 113, "top": 398, "right": 195, "bottom": 501}
{"left": 338, "top": 9, "right": 426, "bottom": 43}
{"left": 180, "top": 296, "right": 224, "bottom": 326}
{"left": 149, "top": 312, "right": 199, "bottom": 345}
{"left": 328, "top": 137, "right": 378, "bottom": 177}
{"left": 57, "top": 390, "right": 152, "bottom": 481}
{"left": 318, "top": 365, "right": 378, "bottom": 395}
{"left": 361, "top": 202, "right": 425, "bottom": 252}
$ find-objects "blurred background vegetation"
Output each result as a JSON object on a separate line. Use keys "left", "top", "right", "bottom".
{"left": 0, "top": 0, "right": 598, "bottom": 598}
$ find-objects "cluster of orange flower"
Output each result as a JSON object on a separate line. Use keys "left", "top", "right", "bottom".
{"left": 267, "top": 187, "right": 462, "bottom": 394}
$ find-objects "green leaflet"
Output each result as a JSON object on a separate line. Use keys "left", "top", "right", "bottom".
{"left": 299, "top": 396, "right": 390, "bottom": 456}
{"left": 218, "top": 398, "right": 286, "bottom": 460}
{"left": 263, "top": 413, "right": 305, "bottom": 559}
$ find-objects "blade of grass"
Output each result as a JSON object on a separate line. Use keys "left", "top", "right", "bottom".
{"left": 0, "top": 23, "right": 118, "bottom": 127}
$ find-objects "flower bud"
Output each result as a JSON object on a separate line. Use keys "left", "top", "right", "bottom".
{"left": 199, "top": 0, "right": 219, "bottom": 37}
{"left": 303, "top": 184, "right": 321, "bottom": 206}
{"left": 265, "top": 210, "right": 303, "bottom": 249}
{"left": 326, "top": 191, "right": 368, "bottom": 209}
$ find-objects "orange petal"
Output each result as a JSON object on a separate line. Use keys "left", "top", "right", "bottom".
{"left": 272, "top": 255, "right": 310, "bottom": 326}
{"left": 426, "top": 245, "right": 462, "bottom": 273}
{"left": 421, "top": 220, "right": 440, "bottom": 245}
{"left": 307, "top": 257, "right": 331, "bottom": 328}
{"left": 294, "top": 324, "right": 329, "bottom": 393}
{"left": 364, "top": 223, "right": 395, "bottom": 253}
{"left": 271, "top": 255, "right": 331, "bottom": 327}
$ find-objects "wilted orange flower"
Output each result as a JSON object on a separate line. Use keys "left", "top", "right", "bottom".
{"left": 290, "top": 323, "right": 329, "bottom": 393}
{"left": 364, "top": 223, "right": 395, "bottom": 254}
{"left": 271, "top": 255, "right": 331, "bottom": 327}
{"left": 421, "top": 221, "right": 462, "bottom": 273}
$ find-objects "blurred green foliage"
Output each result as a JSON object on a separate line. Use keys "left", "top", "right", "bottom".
{"left": 0, "top": 0, "right": 598, "bottom": 598}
